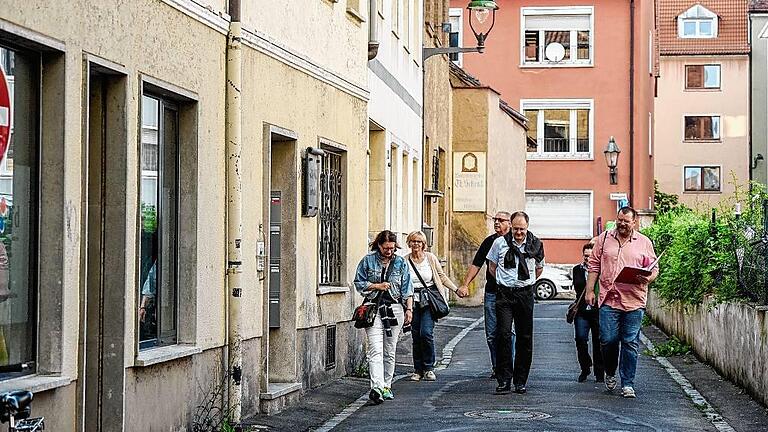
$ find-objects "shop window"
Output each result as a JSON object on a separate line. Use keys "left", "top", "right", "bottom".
{"left": 684, "top": 166, "right": 720, "bottom": 192}
{"left": 0, "top": 45, "right": 39, "bottom": 378}
{"left": 138, "top": 94, "right": 179, "bottom": 349}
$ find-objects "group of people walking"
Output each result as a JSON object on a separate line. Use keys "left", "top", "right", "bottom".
{"left": 354, "top": 206, "right": 658, "bottom": 404}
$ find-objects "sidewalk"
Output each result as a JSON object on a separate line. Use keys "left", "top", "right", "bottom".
{"left": 242, "top": 306, "right": 483, "bottom": 431}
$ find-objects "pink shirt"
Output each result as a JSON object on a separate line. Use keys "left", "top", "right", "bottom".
{"left": 588, "top": 229, "right": 657, "bottom": 311}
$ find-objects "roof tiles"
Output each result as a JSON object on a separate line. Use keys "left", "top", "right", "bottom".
{"left": 657, "top": 1, "right": 750, "bottom": 55}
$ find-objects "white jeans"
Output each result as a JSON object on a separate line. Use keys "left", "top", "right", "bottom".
{"left": 365, "top": 303, "right": 404, "bottom": 389}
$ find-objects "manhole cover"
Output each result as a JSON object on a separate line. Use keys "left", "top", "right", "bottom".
{"left": 464, "top": 409, "right": 552, "bottom": 420}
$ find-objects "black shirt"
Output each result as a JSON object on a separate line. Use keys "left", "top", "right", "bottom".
{"left": 472, "top": 233, "right": 500, "bottom": 294}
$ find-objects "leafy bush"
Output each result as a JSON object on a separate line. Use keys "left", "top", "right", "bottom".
{"left": 647, "top": 336, "right": 692, "bottom": 357}
{"left": 643, "top": 180, "right": 767, "bottom": 306}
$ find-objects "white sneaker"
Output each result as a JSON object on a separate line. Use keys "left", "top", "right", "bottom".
{"left": 605, "top": 375, "right": 617, "bottom": 391}
{"left": 621, "top": 386, "right": 636, "bottom": 398}
{"left": 423, "top": 370, "right": 436, "bottom": 381}
{"left": 409, "top": 372, "right": 421, "bottom": 381}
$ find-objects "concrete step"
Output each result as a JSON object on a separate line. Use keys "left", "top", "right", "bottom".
{"left": 259, "top": 382, "right": 303, "bottom": 415}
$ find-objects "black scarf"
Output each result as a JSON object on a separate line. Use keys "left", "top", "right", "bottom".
{"left": 503, "top": 231, "right": 545, "bottom": 280}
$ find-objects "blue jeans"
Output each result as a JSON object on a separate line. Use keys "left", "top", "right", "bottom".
{"left": 599, "top": 305, "right": 644, "bottom": 388}
{"left": 412, "top": 303, "right": 436, "bottom": 372}
{"left": 484, "top": 291, "right": 515, "bottom": 370}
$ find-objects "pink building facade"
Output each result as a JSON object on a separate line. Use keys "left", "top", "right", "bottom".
{"left": 450, "top": 0, "right": 656, "bottom": 263}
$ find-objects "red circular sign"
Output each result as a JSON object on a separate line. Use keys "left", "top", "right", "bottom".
{"left": 0, "top": 66, "right": 11, "bottom": 165}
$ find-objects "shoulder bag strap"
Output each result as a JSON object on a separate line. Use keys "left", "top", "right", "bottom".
{"left": 408, "top": 257, "right": 429, "bottom": 288}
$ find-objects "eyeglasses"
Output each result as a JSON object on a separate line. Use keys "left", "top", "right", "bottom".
{"left": 492, "top": 218, "right": 510, "bottom": 223}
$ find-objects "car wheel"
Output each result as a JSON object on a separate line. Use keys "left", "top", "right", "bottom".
{"left": 534, "top": 280, "right": 556, "bottom": 300}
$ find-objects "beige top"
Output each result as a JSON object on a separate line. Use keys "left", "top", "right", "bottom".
{"left": 404, "top": 251, "right": 458, "bottom": 295}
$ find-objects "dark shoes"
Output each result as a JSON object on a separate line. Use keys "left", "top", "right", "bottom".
{"left": 489, "top": 369, "right": 497, "bottom": 379}
{"left": 595, "top": 375, "right": 605, "bottom": 383}
{"left": 578, "top": 370, "right": 590, "bottom": 383}
{"left": 495, "top": 380, "right": 511, "bottom": 394}
{"left": 514, "top": 385, "right": 527, "bottom": 394}
{"left": 369, "top": 388, "right": 383, "bottom": 405}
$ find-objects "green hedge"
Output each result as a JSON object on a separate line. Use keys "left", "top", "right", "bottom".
{"left": 642, "top": 181, "right": 767, "bottom": 306}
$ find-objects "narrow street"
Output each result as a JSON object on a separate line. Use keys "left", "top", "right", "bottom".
{"left": 248, "top": 302, "right": 768, "bottom": 432}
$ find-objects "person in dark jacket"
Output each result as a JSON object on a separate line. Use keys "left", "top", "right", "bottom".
{"left": 572, "top": 242, "right": 604, "bottom": 383}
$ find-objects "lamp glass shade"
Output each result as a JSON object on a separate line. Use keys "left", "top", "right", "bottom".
{"left": 467, "top": 0, "right": 499, "bottom": 11}
{"left": 474, "top": 8, "right": 490, "bottom": 23}
{"left": 603, "top": 138, "right": 621, "bottom": 169}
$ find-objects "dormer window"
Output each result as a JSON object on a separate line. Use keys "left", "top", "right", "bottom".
{"left": 678, "top": 5, "right": 718, "bottom": 38}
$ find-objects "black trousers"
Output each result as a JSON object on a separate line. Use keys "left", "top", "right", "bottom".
{"left": 495, "top": 284, "right": 534, "bottom": 386}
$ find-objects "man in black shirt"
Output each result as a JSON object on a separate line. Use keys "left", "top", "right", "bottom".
{"left": 457, "top": 211, "right": 515, "bottom": 378}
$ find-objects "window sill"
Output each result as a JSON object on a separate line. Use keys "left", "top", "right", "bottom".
{"left": 346, "top": 7, "right": 366, "bottom": 24}
{"left": 520, "top": 62, "right": 593, "bottom": 69}
{"left": 683, "top": 190, "right": 721, "bottom": 194}
{"left": 527, "top": 154, "right": 594, "bottom": 161}
{"left": 317, "top": 285, "right": 349, "bottom": 295}
{"left": 135, "top": 344, "right": 203, "bottom": 367}
{"left": 0, "top": 374, "right": 74, "bottom": 394}
{"left": 682, "top": 140, "right": 721, "bottom": 144}
{"left": 684, "top": 88, "right": 721, "bottom": 92}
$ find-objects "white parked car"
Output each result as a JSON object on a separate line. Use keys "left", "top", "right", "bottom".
{"left": 533, "top": 266, "right": 574, "bottom": 300}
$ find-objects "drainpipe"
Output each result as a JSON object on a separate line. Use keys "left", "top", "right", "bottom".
{"left": 368, "top": 0, "right": 380, "bottom": 60}
{"left": 629, "top": 0, "right": 636, "bottom": 206}
{"left": 226, "top": 0, "right": 244, "bottom": 425}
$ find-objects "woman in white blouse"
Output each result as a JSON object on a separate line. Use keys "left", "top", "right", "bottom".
{"left": 404, "top": 231, "right": 459, "bottom": 381}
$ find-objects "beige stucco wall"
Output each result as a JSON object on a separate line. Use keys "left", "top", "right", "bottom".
{"left": 450, "top": 87, "right": 527, "bottom": 305}
{"left": 654, "top": 56, "right": 750, "bottom": 207}
{"left": 1, "top": 0, "right": 368, "bottom": 428}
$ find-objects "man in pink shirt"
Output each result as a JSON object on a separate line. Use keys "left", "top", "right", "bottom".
{"left": 585, "top": 207, "right": 658, "bottom": 399}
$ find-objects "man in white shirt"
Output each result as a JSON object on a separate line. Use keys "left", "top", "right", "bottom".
{"left": 486, "top": 211, "right": 545, "bottom": 395}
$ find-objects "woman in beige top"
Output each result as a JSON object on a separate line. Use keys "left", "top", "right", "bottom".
{"left": 404, "top": 231, "right": 458, "bottom": 381}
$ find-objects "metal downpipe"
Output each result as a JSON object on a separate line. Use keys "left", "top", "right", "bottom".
{"left": 226, "top": 0, "right": 244, "bottom": 424}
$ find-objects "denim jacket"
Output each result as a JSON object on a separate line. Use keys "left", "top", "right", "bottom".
{"left": 354, "top": 251, "right": 413, "bottom": 303}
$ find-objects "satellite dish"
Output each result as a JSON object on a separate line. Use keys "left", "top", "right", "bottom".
{"left": 545, "top": 42, "right": 566, "bottom": 62}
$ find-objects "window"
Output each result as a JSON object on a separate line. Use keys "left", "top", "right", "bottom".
{"left": 684, "top": 166, "right": 720, "bottom": 192}
{"left": 448, "top": 8, "right": 463, "bottom": 65}
{"left": 685, "top": 65, "right": 720, "bottom": 90}
{"left": 523, "top": 100, "right": 592, "bottom": 159}
{"left": 525, "top": 192, "right": 592, "bottom": 238}
{"left": 521, "top": 7, "right": 593, "bottom": 66}
{"left": 319, "top": 149, "right": 343, "bottom": 286}
{"left": 139, "top": 94, "right": 179, "bottom": 349}
{"left": 0, "top": 46, "right": 38, "bottom": 378}
{"left": 684, "top": 116, "right": 720, "bottom": 141}
{"left": 678, "top": 5, "right": 717, "bottom": 39}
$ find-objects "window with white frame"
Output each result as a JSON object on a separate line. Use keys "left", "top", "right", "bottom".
{"left": 525, "top": 191, "right": 592, "bottom": 238}
{"left": 521, "top": 7, "right": 593, "bottom": 66}
{"left": 523, "top": 99, "right": 592, "bottom": 159}
{"left": 684, "top": 115, "right": 720, "bottom": 141}
{"left": 685, "top": 65, "right": 720, "bottom": 90}
{"left": 448, "top": 8, "right": 463, "bottom": 65}
{"left": 684, "top": 166, "right": 720, "bottom": 192}
{"left": 678, "top": 5, "right": 717, "bottom": 39}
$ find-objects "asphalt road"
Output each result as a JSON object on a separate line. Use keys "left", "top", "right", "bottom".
{"left": 331, "top": 301, "right": 717, "bottom": 432}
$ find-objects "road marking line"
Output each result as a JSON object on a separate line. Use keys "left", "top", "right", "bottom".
{"left": 639, "top": 332, "right": 736, "bottom": 432}
{"left": 314, "top": 315, "right": 484, "bottom": 432}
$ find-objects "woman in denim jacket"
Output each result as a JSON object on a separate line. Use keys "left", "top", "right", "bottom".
{"left": 354, "top": 230, "right": 413, "bottom": 404}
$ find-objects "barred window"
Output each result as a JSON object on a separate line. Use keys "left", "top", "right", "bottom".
{"left": 319, "top": 149, "right": 343, "bottom": 286}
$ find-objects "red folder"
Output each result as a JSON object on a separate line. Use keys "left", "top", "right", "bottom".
{"left": 613, "top": 252, "right": 663, "bottom": 284}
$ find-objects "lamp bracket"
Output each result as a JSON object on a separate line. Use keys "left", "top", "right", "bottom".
{"left": 423, "top": 46, "right": 484, "bottom": 61}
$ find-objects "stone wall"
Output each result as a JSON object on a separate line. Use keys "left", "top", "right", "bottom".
{"left": 646, "top": 290, "right": 768, "bottom": 407}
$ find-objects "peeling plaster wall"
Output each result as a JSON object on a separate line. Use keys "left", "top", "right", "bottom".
{"left": 647, "top": 291, "right": 768, "bottom": 407}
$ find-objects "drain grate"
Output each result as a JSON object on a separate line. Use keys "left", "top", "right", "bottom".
{"left": 464, "top": 409, "right": 552, "bottom": 421}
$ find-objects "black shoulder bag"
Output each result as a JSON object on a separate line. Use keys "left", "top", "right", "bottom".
{"left": 409, "top": 257, "right": 450, "bottom": 320}
{"left": 352, "top": 263, "right": 394, "bottom": 329}
{"left": 566, "top": 231, "right": 606, "bottom": 323}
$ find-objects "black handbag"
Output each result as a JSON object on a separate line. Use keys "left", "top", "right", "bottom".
{"left": 352, "top": 262, "right": 394, "bottom": 329}
{"left": 409, "top": 257, "right": 450, "bottom": 320}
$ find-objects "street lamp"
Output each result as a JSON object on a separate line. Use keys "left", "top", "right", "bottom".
{"left": 423, "top": 0, "right": 500, "bottom": 61}
{"left": 604, "top": 136, "right": 621, "bottom": 185}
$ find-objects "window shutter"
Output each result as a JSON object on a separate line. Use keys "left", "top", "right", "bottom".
{"left": 525, "top": 14, "right": 590, "bottom": 31}
{"left": 686, "top": 66, "right": 703, "bottom": 88}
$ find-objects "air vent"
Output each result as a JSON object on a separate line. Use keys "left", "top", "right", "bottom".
{"left": 325, "top": 324, "right": 336, "bottom": 370}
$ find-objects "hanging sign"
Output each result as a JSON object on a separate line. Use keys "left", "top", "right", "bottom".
{"left": 0, "top": 66, "right": 11, "bottom": 165}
